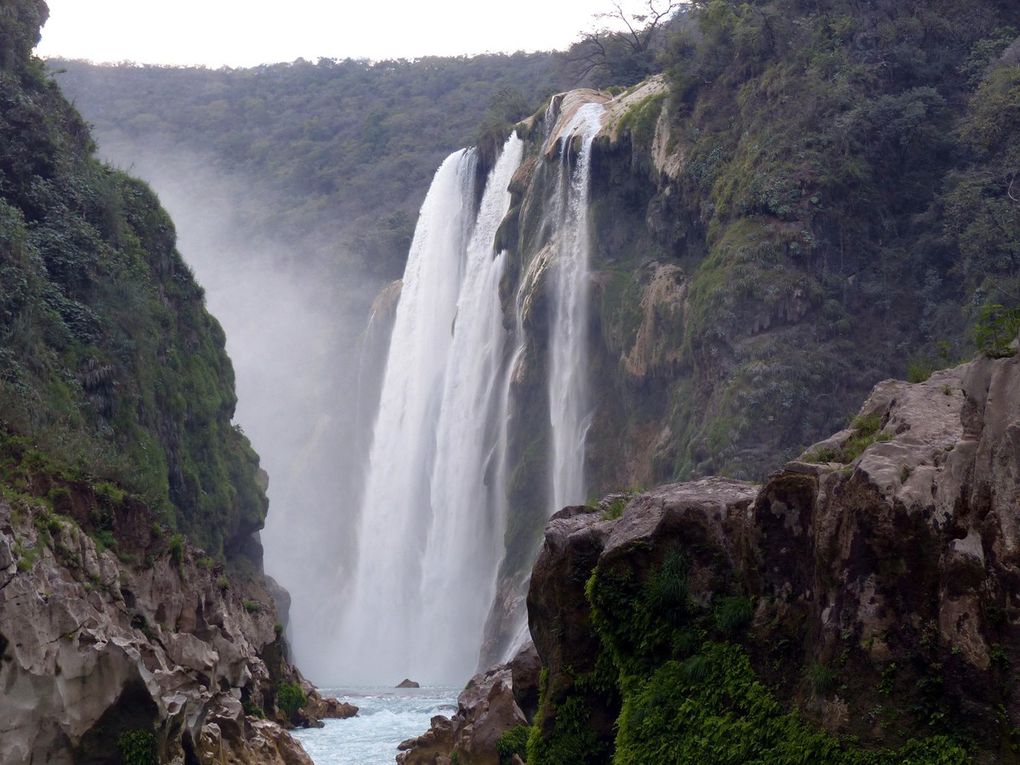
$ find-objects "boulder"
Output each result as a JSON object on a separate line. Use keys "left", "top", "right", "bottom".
{"left": 397, "top": 661, "right": 529, "bottom": 765}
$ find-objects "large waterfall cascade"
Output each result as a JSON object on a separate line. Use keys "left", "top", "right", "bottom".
{"left": 494, "top": 99, "right": 607, "bottom": 665}
{"left": 329, "top": 98, "right": 607, "bottom": 687}
{"left": 331, "top": 135, "right": 524, "bottom": 685}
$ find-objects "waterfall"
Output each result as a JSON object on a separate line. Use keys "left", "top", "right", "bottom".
{"left": 331, "top": 134, "right": 523, "bottom": 686}
{"left": 547, "top": 102, "right": 604, "bottom": 512}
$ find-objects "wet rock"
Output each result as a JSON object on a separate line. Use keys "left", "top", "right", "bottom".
{"left": 397, "top": 661, "right": 528, "bottom": 765}
{"left": 305, "top": 692, "right": 358, "bottom": 720}
{"left": 397, "top": 678, "right": 421, "bottom": 688}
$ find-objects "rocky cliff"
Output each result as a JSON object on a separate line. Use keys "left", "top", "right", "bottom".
{"left": 479, "top": 0, "right": 1020, "bottom": 664}
{"left": 0, "top": 2, "right": 350, "bottom": 761}
{"left": 0, "top": 485, "right": 350, "bottom": 764}
{"left": 409, "top": 343, "right": 1020, "bottom": 763}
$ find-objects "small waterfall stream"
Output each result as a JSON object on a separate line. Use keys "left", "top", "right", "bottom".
{"left": 547, "top": 102, "right": 604, "bottom": 513}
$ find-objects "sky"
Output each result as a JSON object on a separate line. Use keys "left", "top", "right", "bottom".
{"left": 36, "top": 0, "right": 641, "bottom": 67}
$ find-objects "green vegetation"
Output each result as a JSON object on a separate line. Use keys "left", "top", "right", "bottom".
{"left": 276, "top": 682, "right": 306, "bottom": 718}
{"left": 167, "top": 534, "right": 184, "bottom": 566}
{"left": 713, "top": 595, "right": 753, "bottom": 637}
{"left": 526, "top": 552, "right": 967, "bottom": 765}
{"left": 975, "top": 303, "right": 1020, "bottom": 358}
{"left": 498, "top": 725, "right": 531, "bottom": 765}
{"left": 116, "top": 729, "right": 157, "bottom": 765}
{"left": 50, "top": 54, "right": 567, "bottom": 284}
{"left": 582, "top": 0, "right": 1020, "bottom": 485}
{"left": 804, "top": 413, "right": 891, "bottom": 465}
{"left": 601, "top": 497, "right": 629, "bottom": 521}
{"left": 0, "top": 17, "right": 268, "bottom": 559}
{"left": 612, "top": 646, "right": 964, "bottom": 765}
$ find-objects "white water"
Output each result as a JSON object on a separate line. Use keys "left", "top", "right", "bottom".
{"left": 292, "top": 686, "right": 458, "bottom": 765}
{"left": 547, "top": 103, "right": 604, "bottom": 512}
{"left": 332, "top": 135, "right": 524, "bottom": 685}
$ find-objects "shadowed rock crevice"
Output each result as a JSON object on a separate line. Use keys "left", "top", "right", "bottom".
{"left": 74, "top": 679, "right": 159, "bottom": 765}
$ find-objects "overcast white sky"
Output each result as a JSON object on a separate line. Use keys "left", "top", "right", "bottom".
{"left": 37, "top": 0, "right": 637, "bottom": 67}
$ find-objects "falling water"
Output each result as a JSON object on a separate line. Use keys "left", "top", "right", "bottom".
{"left": 333, "top": 135, "right": 523, "bottom": 685}
{"left": 547, "top": 102, "right": 604, "bottom": 512}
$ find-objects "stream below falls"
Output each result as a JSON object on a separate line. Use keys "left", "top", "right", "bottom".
{"left": 291, "top": 686, "right": 459, "bottom": 765}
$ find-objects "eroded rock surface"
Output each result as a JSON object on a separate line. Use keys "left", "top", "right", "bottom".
{"left": 397, "top": 645, "right": 535, "bottom": 765}
{"left": 0, "top": 494, "right": 338, "bottom": 765}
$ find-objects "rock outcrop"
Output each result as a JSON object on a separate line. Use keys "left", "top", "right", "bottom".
{"left": 521, "top": 351, "right": 1020, "bottom": 763}
{"left": 0, "top": 490, "right": 349, "bottom": 764}
{"left": 397, "top": 645, "right": 537, "bottom": 765}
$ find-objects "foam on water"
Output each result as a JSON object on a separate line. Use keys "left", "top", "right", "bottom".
{"left": 292, "top": 686, "right": 459, "bottom": 765}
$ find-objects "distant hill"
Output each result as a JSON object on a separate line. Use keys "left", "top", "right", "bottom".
{"left": 49, "top": 54, "right": 568, "bottom": 285}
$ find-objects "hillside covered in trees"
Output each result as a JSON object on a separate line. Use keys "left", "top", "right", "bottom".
{"left": 580, "top": 0, "right": 1020, "bottom": 479}
{"left": 51, "top": 53, "right": 568, "bottom": 283}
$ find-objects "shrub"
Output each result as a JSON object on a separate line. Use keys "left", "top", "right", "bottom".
{"left": 906, "top": 358, "right": 935, "bottom": 383}
{"left": 714, "top": 596, "right": 753, "bottom": 637}
{"left": 975, "top": 303, "right": 1020, "bottom": 358}
{"left": 602, "top": 497, "right": 628, "bottom": 520}
{"left": 243, "top": 599, "right": 262, "bottom": 614}
{"left": 806, "top": 661, "right": 838, "bottom": 695}
{"left": 92, "top": 528, "right": 117, "bottom": 551}
{"left": 94, "top": 481, "right": 126, "bottom": 505}
{"left": 497, "top": 724, "right": 530, "bottom": 765}
{"left": 277, "top": 682, "right": 306, "bottom": 717}
{"left": 168, "top": 533, "right": 184, "bottom": 566}
{"left": 117, "top": 729, "right": 157, "bottom": 765}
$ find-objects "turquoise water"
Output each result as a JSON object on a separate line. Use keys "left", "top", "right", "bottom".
{"left": 291, "top": 687, "right": 459, "bottom": 765}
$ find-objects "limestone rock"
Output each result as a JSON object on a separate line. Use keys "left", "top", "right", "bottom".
{"left": 0, "top": 498, "right": 315, "bottom": 765}
{"left": 305, "top": 691, "right": 358, "bottom": 720}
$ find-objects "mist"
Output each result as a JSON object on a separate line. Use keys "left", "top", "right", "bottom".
{"left": 95, "top": 136, "right": 383, "bottom": 681}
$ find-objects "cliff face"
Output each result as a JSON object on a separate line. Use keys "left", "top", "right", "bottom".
{"left": 0, "top": 490, "right": 321, "bottom": 765}
{"left": 0, "top": 0, "right": 266, "bottom": 561}
{"left": 0, "top": 3, "right": 338, "bottom": 761}
{"left": 483, "top": 0, "right": 1020, "bottom": 656}
{"left": 520, "top": 349, "right": 1020, "bottom": 764}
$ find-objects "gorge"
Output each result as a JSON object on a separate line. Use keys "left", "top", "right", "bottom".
{"left": 3, "top": 0, "right": 1020, "bottom": 763}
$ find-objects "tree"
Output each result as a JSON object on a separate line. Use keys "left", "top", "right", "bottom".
{"left": 566, "top": 1, "right": 685, "bottom": 85}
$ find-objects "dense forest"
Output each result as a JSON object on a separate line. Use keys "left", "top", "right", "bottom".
{"left": 52, "top": 0, "right": 1020, "bottom": 485}
{"left": 582, "top": 0, "right": 1020, "bottom": 479}
{"left": 50, "top": 53, "right": 568, "bottom": 282}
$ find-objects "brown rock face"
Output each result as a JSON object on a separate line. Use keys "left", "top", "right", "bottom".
{"left": 523, "top": 354, "right": 1020, "bottom": 763}
{"left": 397, "top": 645, "right": 534, "bottom": 765}
{"left": 527, "top": 481, "right": 758, "bottom": 758}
